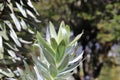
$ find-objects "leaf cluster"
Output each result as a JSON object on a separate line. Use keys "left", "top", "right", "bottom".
{"left": 19, "top": 21, "right": 83, "bottom": 80}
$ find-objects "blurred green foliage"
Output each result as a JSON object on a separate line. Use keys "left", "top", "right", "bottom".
{"left": 33, "top": 0, "right": 120, "bottom": 44}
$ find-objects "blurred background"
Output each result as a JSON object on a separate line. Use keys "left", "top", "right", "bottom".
{"left": 32, "top": 0, "right": 120, "bottom": 80}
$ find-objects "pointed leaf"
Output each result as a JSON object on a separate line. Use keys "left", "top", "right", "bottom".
{"left": 19, "top": 38, "right": 32, "bottom": 44}
{"left": 69, "top": 51, "right": 84, "bottom": 64}
{"left": 46, "top": 27, "right": 50, "bottom": 43}
{"left": 49, "top": 64, "right": 57, "bottom": 78}
{"left": 42, "top": 48, "right": 55, "bottom": 65}
{"left": 10, "top": 13, "right": 21, "bottom": 31}
{"left": 10, "top": 30, "right": 21, "bottom": 47}
{"left": 56, "top": 40, "right": 65, "bottom": 63}
{"left": 50, "top": 38, "right": 58, "bottom": 51}
{"left": 65, "top": 25, "right": 70, "bottom": 44}
{"left": 49, "top": 22, "right": 57, "bottom": 38}
{"left": 35, "top": 64, "right": 51, "bottom": 80}
{"left": 57, "top": 21, "right": 69, "bottom": 44}
{"left": 58, "top": 54, "right": 69, "bottom": 71}
{"left": 5, "top": 43, "right": 19, "bottom": 51}
{"left": 23, "top": 60, "right": 35, "bottom": 79}
{"left": 16, "top": 2, "right": 27, "bottom": 17}
{"left": 34, "top": 66, "right": 44, "bottom": 80}
{"left": 36, "top": 32, "right": 55, "bottom": 55}
{"left": 27, "top": 0, "right": 39, "bottom": 15}
{"left": 69, "top": 32, "right": 83, "bottom": 46}
{"left": 23, "top": 60, "right": 31, "bottom": 74}
{"left": 20, "top": 19, "right": 27, "bottom": 30}
{"left": 27, "top": 10, "right": 36, "bottom": 18}
{"left": 57, "top": 21, "right": 65, "bottom": 43}
{"left": 32, "top": 55, "right": 48, "bottom": 71}
{"left": 0, "top": 31, "right": 9, "bottom": 40}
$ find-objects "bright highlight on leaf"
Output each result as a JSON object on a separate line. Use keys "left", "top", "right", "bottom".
{"left": 21, "top": 21, "right": 84, "bottom": 80}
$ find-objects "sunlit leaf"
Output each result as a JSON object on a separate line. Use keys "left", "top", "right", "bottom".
{"left": 69, "top": 51, "right": 84, "bottom": 64}
{"left": 27, "top": 0, "right": 39, "bottom": 15}
{"left": 27, "top": 10, "right": 36, "bottom": 19}
{"left": 10, "top": 13, "right": 21, "bottom": 31}
{"left": 16, "top": 2, "right": 27, "bottom": 17}
{"left": 57, "top": 21, "right": 65, "bottom": 43}
{"left": 20, "top": 19, "right": 27, "bottom": 30}
{"left": 49, "top": 22, "right": 57, "bottom": 38}
{"left": 10, "top": 30, "right": 21, "bottom": 47}
{"left": 0, "top": 36, "right": 4, "bottom": 59}
{"left": 19, "top": 38, "right": 32, "bottom": 44}
{"left": 0, "top": 31, "right": 9, "bottom": 41}
{"left": 69, "top": 31, "right": 83, "bottom": 46}
{"left": 46, "top": 27, "right": 50, "bottom": 43}
{"left": 34, "top": 66, "right": 44, "bottom": 80}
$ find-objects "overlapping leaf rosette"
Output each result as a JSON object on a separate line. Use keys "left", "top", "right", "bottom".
{"left": 19, "top": 22, "right": 83, "bottom": 80}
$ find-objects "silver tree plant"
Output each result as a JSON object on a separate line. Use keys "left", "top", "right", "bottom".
{"left": 0, "top": 0, "right": 39, "bottom": 79}
{"left": 19, "top": 21, "right": 83, "bottom": 80}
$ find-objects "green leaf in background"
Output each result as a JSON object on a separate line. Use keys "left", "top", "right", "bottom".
{"left": 56, "top": 40, "right": 66, "bottom": 64}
